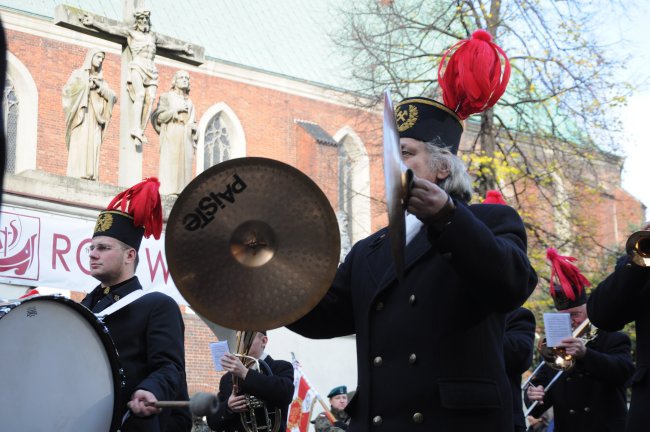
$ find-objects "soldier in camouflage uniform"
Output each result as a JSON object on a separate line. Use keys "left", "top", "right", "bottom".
{"left": 313, "top": 386, "right": 350, "bottom": 432}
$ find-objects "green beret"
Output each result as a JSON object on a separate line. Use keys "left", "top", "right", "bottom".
{"left": 327, "top": 385, "right": 347, "bottom": 398}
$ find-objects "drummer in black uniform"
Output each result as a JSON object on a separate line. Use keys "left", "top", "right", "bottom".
{"left": 81, "top": 178, "right": 190, "bottom": 432}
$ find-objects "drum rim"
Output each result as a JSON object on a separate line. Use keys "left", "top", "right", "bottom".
{"left": 18, "top": 295, "right": 124, "bottom": 432}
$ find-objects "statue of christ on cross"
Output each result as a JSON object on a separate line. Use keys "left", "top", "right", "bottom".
{"left": 81, "top": 9, "right": 193, "bottom": 146}
{"left": 55, "top": 3, "right": 204, "bottom": 187}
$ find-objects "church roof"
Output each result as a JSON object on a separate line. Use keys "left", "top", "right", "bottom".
{"left": 0, "top": 0, "right": 349, "bottom": 90}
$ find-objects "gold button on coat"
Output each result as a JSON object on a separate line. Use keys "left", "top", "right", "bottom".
{"left": 409, "top": 353, "right": 417, "bottom": 364}
{"left": 373, "top": 356, "right": 383, "bottom": 367}
{"left": 372, "top": 416, "right": 383, "bottom": 425}
{"left": 376, "top": 302, "right": 384, "bottom": 311}
{"left": 412, "top": 412, "right": 424, "bottom": 423}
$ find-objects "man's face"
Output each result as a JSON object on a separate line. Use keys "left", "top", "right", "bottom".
{"left": 563, "top": 304, "right": 588, "bottom": 329}
{"left": 88, "top": 236, "right": 130, "bottom": 285}
{"left": 248, "top": 332, "right": 268, "bottom": 359}
{"left": 330, "top": 394, "right": 348, "bottom": 410}
{"left": 400, "top": 137, "right": 449, "bottom": 184}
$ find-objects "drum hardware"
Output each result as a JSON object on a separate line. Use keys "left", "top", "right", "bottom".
{"left": 145, "top": 392, "right": 219, "bottom": 417}
{"left": 522, "top": 318, "right": 597, "bottom": 416}
{"left": 0, "top": 295, "right": 123, "bottom": 431}
{"left": 383, "top": 89, "right": 413, "bottom": 282}
{"left": 626, "top": 230, "right": 650, "bottom": 267}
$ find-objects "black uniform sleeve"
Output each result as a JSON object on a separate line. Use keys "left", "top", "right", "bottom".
{"left": 504, "top": 307, "right": 536, "bottom": 375}
{"left": 137, "top": 294, "right": 187, "bottom": 403}
{"left": 433, "top": 203, "right": 538, "bottom": 312}
{"left": 286, "top": 235, "right": 361, "bottom": 338}
{"left": 240, "top": 359, "right": 294, "bottom": 409}
{"left": 579, "top": 332, "right": 635, "bottom": 386}
{"left": 206, "top": 373, "right": 237, "bottom": 431}
{"left": 587, "top": 256, "right": 650, "bottom": 331}
{"left": 525, "top": 365, "right": 556, "bottom": 418}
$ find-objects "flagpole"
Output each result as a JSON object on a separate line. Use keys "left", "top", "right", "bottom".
{"left": 291, "top": 352, "right": 337, "bottom": 425}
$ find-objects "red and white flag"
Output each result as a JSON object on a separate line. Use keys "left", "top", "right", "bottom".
{"left": 286, "top": 359, "right": 317, "bottom": 432}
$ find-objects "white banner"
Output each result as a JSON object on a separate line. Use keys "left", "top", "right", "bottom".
{"left": 0, "top": 205, "right": 188, "bottom": 304}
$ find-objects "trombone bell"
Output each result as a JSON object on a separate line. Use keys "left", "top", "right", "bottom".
{"left": 626, "top": 231, "right": 650, "bottom": 267}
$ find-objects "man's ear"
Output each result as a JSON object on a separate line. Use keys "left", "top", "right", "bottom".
{"left": 125, "top": 248, "right": 137, "bottom": 264}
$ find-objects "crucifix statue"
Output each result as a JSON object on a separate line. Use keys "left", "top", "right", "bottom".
{"left": 55, "top": 2, "right": 205, "bottom": 187}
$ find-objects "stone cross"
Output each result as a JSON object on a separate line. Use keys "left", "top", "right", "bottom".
{"left": 55, "top": 1, "right": 205, "bottom": 187}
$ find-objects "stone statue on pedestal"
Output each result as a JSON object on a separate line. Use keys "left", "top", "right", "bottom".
{"left": 62, "top": 49, "right": 117, "bottom": 181}
{"left": 152, "top": 70, "right": 197, "bottom": 195}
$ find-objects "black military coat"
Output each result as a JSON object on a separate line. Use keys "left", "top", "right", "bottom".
{"left": 288, "top": 201, "right": 538, "bottom": 432}
{"left": 588, "top": 257, "right": 650, "bottom": 432}
{"left": 206, "top": 355, "right": 294, "bottom": 432}
{"left": 81, "top": 277, "right": 188, "bottom": 432}
{"left": 527, "top": 329, "right": 634, "bottom": 432}
{"left": 504, "top": 308, "right": 536, "bottom": 431}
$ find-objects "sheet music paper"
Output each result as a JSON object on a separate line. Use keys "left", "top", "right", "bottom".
{"left": 543, "top": 313, "right": 572, "bottom": 347}
{"left": 209, "top": 340, "right": 230, "bottom": 372}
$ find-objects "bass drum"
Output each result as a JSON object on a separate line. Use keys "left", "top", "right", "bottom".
{"left": 0, "top": 295, "right": 122, "bottom": 432}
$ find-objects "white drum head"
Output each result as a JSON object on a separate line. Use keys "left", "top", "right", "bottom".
{"left": 0, "top": 296, "right": 117, "bottom": 432}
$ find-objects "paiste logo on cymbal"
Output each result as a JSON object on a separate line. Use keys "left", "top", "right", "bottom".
{"left": 182, "top": 174, "right": 247, "bottom": 231}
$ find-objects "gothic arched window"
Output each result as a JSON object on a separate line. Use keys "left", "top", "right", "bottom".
{"left": 203, "top": 112, "right": 231, "bottom": 169}
{"left": 3, "top": 76, "right": 19, "bottom": 173}
{"left": 196, "top": 103, "right": 246, "bottom": 173}
{"left": 335, "top": 128, "right": 371, "bottom": 257}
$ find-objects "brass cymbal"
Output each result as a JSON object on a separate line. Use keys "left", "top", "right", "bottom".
{"left": 383, "top": 89, "right": 412, "bottom": 282}
{"left": 166, "top": 157, "right": 340, "bottom": 331}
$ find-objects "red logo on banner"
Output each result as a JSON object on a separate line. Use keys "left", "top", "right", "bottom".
{"left": 0, "top": 211, "right": 41, "bottom": 280}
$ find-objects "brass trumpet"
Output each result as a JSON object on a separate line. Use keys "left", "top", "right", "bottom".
{"left": 626, "top": 230, "right": 650, "bottom": 267}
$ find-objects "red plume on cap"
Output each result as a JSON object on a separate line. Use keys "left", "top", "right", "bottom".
{"left": 106, "top": 177, "right": 163, "bottom": 239}
{"left": 438, "top": 29, "right": 511, "bottom": 120}
{"left": 483, "top": 190, "right": 507, "bottom": 205}
{"left": 546, "top": 248, "right": 591, "bottom": 301}
{"left": 19, "top": 289, "right": 39, "bottom": 299}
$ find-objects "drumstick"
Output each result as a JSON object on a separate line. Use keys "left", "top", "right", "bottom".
{"left": 145, "top": 392, "right": 219, "bottom": 417}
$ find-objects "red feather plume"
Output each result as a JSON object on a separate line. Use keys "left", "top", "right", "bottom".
{"left": 106, "top": 177, "right": 163, "bottom": 239}
{"left": 438, "top": 29, "right": 511, "bottom": 120}
{"left": 483, "top": 189, "right": 507, "bottom": 205}
{"left": 546, "top": 248, "right": 591, "bottom": 301}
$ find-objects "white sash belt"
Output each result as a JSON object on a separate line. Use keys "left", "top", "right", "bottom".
{"left": 95, "top": 290, "right": 149, "bottom": 318}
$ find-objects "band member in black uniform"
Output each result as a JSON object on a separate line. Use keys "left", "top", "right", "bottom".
{"left": 505, "top": 307, "right": 536, "bottom": 432}
{"left": 81, "top": 178, "right": 190, "bottom": 432}
{"left": 288, "top": 31, "right": 537, "bottom": 432}
{"left": 483, "top": 191, "right": 536, "bottom": 432}
{"left": 587, "top": 222, "right": 650, "bottom": 432}
{"left": 206, "top": 331, "right": 294, "bottom": 432}
{"left": 526, "top": 248, "right": 634, "bottom": 432}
